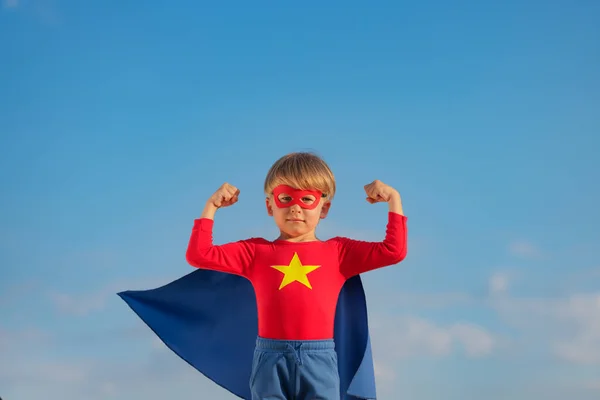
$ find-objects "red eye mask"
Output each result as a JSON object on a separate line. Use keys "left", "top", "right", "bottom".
{"left": 272, "top": 185, "right": 324, "bottom": 210}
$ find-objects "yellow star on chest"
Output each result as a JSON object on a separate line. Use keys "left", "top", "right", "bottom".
{"left": 271, "top": 252, "right": 321, "bottom": 290}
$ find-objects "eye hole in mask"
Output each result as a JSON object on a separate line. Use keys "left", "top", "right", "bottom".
{"left": 272, "top": 185, "right": 325, "bottom": 210}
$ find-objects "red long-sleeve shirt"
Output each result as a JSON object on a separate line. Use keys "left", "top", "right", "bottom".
{"left": 185, "top": 212, "right": 407, "bottom": 340}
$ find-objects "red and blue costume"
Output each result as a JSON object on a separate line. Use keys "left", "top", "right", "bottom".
{"left": 185, "top": 212, "right": 407, "bottom": 341}
{"left": 118, "top": 186, "right": 408, "bottom": 399}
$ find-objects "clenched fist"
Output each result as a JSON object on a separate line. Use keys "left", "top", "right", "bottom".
{"left": 364, "top": 180, "right": 400, "bottom": 204}
{"left": 209, "top": 183, "right": 240, "bottom": 208}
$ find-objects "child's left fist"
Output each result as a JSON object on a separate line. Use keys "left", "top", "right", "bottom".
{"left": 364, "top": 180, "right": 400, "bottom": 204}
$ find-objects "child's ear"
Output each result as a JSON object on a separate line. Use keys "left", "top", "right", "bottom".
{"left": 319, "top": 201, "right": 331, "bottom": 219}
{"left": 265, "top": 198, "right": 273, "bottom": 216}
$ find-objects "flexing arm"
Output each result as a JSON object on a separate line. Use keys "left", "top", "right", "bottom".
{"left": 338, "top": 212, "right": 407, "bottom": 278}
{"left": 185, "top": 218, "right": 254, "bottom": 277}
{"left": 185, "top": 183, "right": 254, "bottom": 276}
{"left": 338, "top": 180, "right": 408, "bottom": 277}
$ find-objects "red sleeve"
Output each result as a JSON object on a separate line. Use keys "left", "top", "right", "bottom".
{"left": 185, "top": 218, "right": 255, "bottom": 277}
{"left": 337, "top": 212, "right": 407, "bottom": 278}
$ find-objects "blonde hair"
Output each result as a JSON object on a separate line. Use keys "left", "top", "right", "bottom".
{"left": 264, "top": 152, "right": 336, "bottom": 200}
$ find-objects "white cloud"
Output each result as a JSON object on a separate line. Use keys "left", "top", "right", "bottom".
{"left": 373, "top": 360, "right": 396, "bottom": 382}
{"left": 508, "top": 240, "right": 543, "bottom": 259}
{"left": 369, "top": 269, "right": 600, "bottom": 369}
{"left": 0, "top": 329, "right": 89, "bottom": 393}
{"left": 0, "top": 326, "right": 236, "bottom": 400}
{"left": 1, "top": 354, "right": 232, "bottom": 400}
{"left": 0, "top": 328, "right": 50, "bottom": 352}
{"left": 368, "top": 314, "right": 498, "bottom": 399}
{"left": 371, "top": 315, "right": 496, "bottom": 360}
{"left": 450, "top": 323, "right": 496, "bottom": 357}
{"left": 551, "top": 293, "right": 600, "bottom": 364}
{"left": 491, "top": 291, "right": 600, "bottom": 365}
{"left": 49, "top": 290, "right": 108, "bottom": 316}
{"left": 489, "top": 272, "right": 510, "bottom": 295}
{"left": 47, "top": 276, "right": 175, "bottom": 316}
{"left": 368, "top": 290, "right": 473, "bottom": 309}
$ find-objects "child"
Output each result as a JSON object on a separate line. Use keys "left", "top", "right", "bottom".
{"left": 185, "top": 152, "right": 408, "bottom": 399}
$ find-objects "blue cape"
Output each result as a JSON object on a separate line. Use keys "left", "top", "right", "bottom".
{"left": 118, "top": 268, "right": 377, "bottom": 399}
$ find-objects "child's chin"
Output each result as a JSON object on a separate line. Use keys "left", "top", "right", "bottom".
{"left": 282, "top": 227, "right": 308, "bottom": 236}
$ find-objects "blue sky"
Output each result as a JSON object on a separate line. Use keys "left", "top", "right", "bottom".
{"left": 1, "top": 0, "right": 599, "bottom": 399}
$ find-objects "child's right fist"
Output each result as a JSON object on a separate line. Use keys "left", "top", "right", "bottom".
{"left": 209, "top": 183, "right": 240, "bottom": 208}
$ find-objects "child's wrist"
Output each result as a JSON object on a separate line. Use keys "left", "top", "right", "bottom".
{"left": 387, "top": 192, "right": 403, "bottom": 215}
{"left": 200, "top": 201, "right": 218, "bottom": 219}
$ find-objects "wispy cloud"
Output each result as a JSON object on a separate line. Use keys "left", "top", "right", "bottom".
{"left": 369, "top": 314, "right": 499, "bottom": 398}
{"left": 508, "top": 240, "right": 544, "bottom": 259}
{"left": 489, "top": 271, "right": 510, "bottom": 295}
{"left": 47, "top": 277, "right": 174, "bottom": 316}
{"left": 373, "top": 360, "right": 396, "bottom": 382}
{"left": 0, "top": 327, "right": 50, "bottom": 352}
{"left": 371, "top": 315, "right": 497, "bottom": 360}
{"left": 49, "top": 291, "right": 109, "bottom": 316}
{"left": 371, "top": 269, "right": 600, "bottom": 368}
{"left": 0, "top": 325, "right": 233, "bottom": 400}
{"left": 491, "top": 290, "right": 600, "bottom": 365}
{"left": 1, "top": 353, "right": 219, "bottom": 400}
{"left": 369, "top": 290, "right": 474, "bottom": 309}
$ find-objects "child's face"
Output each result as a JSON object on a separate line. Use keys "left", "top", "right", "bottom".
{"left": 266, "top": 185, "right": 331, "bottom": 240}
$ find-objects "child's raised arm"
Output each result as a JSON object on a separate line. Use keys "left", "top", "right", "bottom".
{"left": 337, "top": 180, "right": 407, "bottom": 277}
{"left": 186, "top": 183, "right": 255, "bottom": 277}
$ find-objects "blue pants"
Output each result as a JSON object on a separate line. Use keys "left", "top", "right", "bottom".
{"left": 249, "top": 337, "right": 340, "bottom": 400}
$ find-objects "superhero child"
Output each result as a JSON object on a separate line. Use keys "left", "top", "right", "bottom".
{"left": 185, "top": 152, "right": 408, "bottom": 399}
